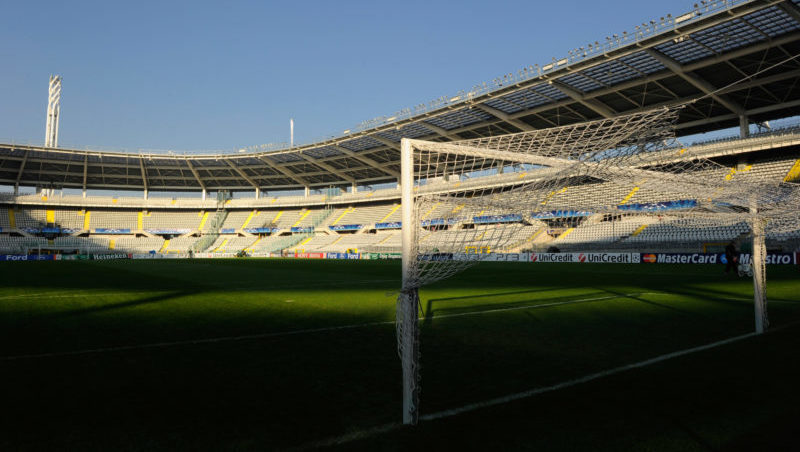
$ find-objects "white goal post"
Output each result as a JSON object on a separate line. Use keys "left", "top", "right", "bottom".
{"left": 398, "top": 138, "right": 420, "bottom": 425}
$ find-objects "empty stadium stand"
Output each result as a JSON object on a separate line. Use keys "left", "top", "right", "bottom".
{"left": 1, "top": 102, "right": 800, "bottom": 256}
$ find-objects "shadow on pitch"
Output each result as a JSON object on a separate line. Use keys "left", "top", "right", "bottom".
{"left": 644, "top": 283, "right": 797, "bottom": 306}
{"left": 46, "top": 290, "right": 196, "bottom": 320}
{"left": 598, "top": 288, "right": 697, "bottom": 316}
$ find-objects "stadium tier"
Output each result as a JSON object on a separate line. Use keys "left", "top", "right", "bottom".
{"left": 1, "top": 129, "right": 799, "bottom": 256}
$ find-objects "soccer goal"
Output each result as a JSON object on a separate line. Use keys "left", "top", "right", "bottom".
{"left": 396, "top": 106, "right": 800, "bottom": 424}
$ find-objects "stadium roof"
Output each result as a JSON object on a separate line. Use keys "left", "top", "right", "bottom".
{"left": 1, "top": 0, "right": 800, "bottom": 193}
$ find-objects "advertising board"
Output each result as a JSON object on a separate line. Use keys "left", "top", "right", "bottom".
{"left": 145, "top": 229, "right": 192, "bottom": 235}
{"left": 91, "top": 253, "right": 131, "bottom": 260}
{"left": 94, "top": 228, "right": 132, "bottom": 234}
{"left": 374, "top": 222, "right": 401, "bottom": 230}
{"left": 529, "top": 253, "right": 640, "bottom": 263}
{"left": 0, "top": 254, "right": 59, "bottom": 261}
{"left": 640, "top": 253, "right": 796, "bottom": 265}
{"left": 326, "top": 252, "right": 360, "bottom": 260}
{"left": 329, "top": 225, "right": 362, "bottom": 231}
{"left": 294, "top": 252, "right": 325, "bottom": 259}
{"left": 367, "top": 252, "right": 402, "bottom": 260}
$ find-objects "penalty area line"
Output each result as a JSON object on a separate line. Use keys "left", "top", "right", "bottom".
{"left": 427, "top": 292, "right": 659, "bottom": 320}
{"left": 423, "top": 319, "right": 800, "bottom": 421}
{"left": 421, "top": 330, "right": 761, "bottom": 421}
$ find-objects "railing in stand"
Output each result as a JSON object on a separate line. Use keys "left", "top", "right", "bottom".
{"left": 191, "top": 208, "right": 229, "bottom": 253}
{"left": 266, "top": 205, "right": 335, "bottom": 253}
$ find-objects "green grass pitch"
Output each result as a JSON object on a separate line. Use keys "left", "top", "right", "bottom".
{"left": 0, "top": 258, "right": 799, "bottom": 451}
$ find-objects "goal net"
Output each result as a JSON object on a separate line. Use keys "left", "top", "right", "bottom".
{"left": 396, "top": 106, "right": 800, "bottom": 424}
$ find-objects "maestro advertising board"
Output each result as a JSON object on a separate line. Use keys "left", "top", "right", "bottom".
{"left": 640, "top": 253, "right": 796, "bottom": 265}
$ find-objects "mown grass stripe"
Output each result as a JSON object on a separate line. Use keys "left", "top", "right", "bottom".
{"left": 0, "top": 292, "right": 646, "bottom": 360}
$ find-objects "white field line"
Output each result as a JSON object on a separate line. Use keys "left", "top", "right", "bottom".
{"left": 286, "top": 324, "right": 793, "bottom": 451}
{"left": 0, "top": 320, "right": 395, "bottom": 361}
{"left": 0, "top": 279, "right": 399, "bottom": 301}
{"left": 646, "top": 293, "right": 799, "bottom": 304}
{"left": 281, "top": 422, "right": 401, "bottom": 452}
{"left": 428, "top": 293, "right": 660, "bottom": 320}
{"left": 420, "top": 331, "right": 758, "bottom": 421}
{"left": 0, "top": 292, "right": 146, "bottom": 301}
{"left": 0, "top": 292, "right": 641, "bottom": 361}
{"left": 219, "top": 278, "right": 398, "bottom": 290}
{"left": 714, "top": 297, "right": 798, "bottom": 304}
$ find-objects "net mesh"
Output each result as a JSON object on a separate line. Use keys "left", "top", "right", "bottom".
{"left": 396, "top": 106, "right": 800, "bottom": 422}
{"left": 402, "top": 107, "right": 800, "bottom": 289}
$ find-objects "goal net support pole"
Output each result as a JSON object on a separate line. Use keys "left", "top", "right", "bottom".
{"left": 399, "top": 138, "right": 420, "bottom": 425}
{"left": 751, "top": 204, "right": 768, "bottom": 334}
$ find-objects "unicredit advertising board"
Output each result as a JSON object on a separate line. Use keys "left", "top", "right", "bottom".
{"left": 529, "top": 253, "right": 640, "bottom": 263}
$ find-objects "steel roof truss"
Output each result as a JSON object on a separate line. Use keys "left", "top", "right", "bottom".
{"left": 473, "top": 104, "right": 535, "bottom": 131}
{"left": 646, "top": 48, "right": 745, "bottom": 115}
{"left": 549, "top": 81, "right": 617, "bottom": 118}
{"left": 15, "top": 150, "right": 29, "bottom": 188}
{"left": 184, "top": 159, "right": 207, "bottom": 190}
{"left": 779, "top": 0, "right": 800, "bottom": 23}
{"left": 297, "top": 153, "right": 355, "bottom": 183}
{"left": 419, "top": 121, "right": 461, "bottom": 140}
{"left": 330, "top": 145, "right": 399, "bottom": 178}
{"left": 256, "top": 156, "right": 310, "bottom": 187}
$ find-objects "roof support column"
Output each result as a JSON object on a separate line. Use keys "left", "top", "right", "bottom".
{"left": 82, "top": 154, "right": 88, "bottom": 198}
{"left": 139, "top": 157, "right": 148, "bottom": 199}
{"left": 15, "top": 150, "right": 29, "bottom": 194}
{"left": 740, "top": 115, "right": 750, "bottom": 138}
{"left": 351, "top": 182, "right": 358, "bottom": 193}
{"left": 202, "top": 189, "right": 207, "bottom": 201}
{"left": 304, "top": 186, "right": 310, "bottom": 197}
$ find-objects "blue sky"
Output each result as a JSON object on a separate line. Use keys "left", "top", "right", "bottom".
{"left": 1, "top": 0, "right": 698, "bottom": 152}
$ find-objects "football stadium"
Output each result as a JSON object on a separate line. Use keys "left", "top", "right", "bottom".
{"left": 2, "top": 0, "right": 800, "bottom": 450}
